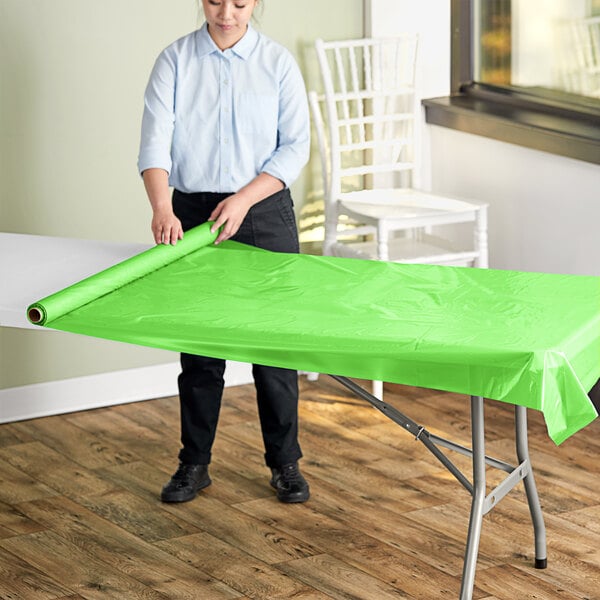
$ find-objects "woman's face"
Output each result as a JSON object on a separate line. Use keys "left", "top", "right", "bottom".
{"left": 202, "top": 0, "right": 258, "bottom": 50}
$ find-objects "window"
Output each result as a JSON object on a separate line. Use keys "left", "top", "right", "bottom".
{"left": 476, "top": 0, "right": 600, "bottom": 98}
{"left": 422, "top": 0, "right": 600, "bottom": 165}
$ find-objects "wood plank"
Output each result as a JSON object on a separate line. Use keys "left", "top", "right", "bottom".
{"left": 157, "top": 531, "right": 327, "bottom": 599}
{"left": 306, "top": 458, "right": 448, "bottom": 515}
{"left": 108, "top": 397, "right": 179, "bottom": 435}
{"left": 0, "top": 530, "right": 172, "bottom": 600}
{"left": 235, "top": 496, "right": 487, "bottom": 599}
{"left": 514, "top": 548, "right": 600, "bottom": 600}
{"left": 298, "top": 404, "right": 445, "bottom": 481}
{"left": 79, "top": 488, "right": 204, "bottom": 543}
{"left": 15, "top": 496, "right": 242, "bottom": 599}
{"left": 0, "top": 378, "right": 597, "bottom": 600}
{"left": 0, "top": 442, "right": 119, "bottom": 499}
{"left": 0, "top": 525, "right": 13, "bottom": 538}
{"left": 161, "top": 493, "right": 321, "bottom": 565}
{"left": 99, "top": 459, "right": 273, "bottom": 508}
{"left": 362, "top": 383, "right": 477, "bottom": 444}
{"left": 490, "top": 497, "right": 598, "bottom": 560}
{"left": 0, "top": 450, "right": 59, "bottom": 504}
{"left": 243, "top": 409, "right": 448, "bottom": 511}
{"left": 299, "top": 382, "right": 388, "bottom": 430}
{"left": 205, "top": 460, "right": 277, "bottom": 505}
{"left": 532, "top": 419, "right": 600, "bottom": 458}
{"left": 398, "top": 471, "right": 471, "bottom": 504}
{"left": 0, "top": 545, "right": 74, "bottom": 599}
{"left": 97, "top": 460, "right": 182, "bottom": 505}
{"left": 66, "top": 409, "right": 177, "bottom": 465}
{"left": 486, "top": 437, "right": 599, "bottom": 503}
{"left": 0, "top": 422, "right": 35, "bottom": 447}
{"left": 400, "top": 501, "right": 531, "bottom": 563}
{"left": 100, "top": 459, "right": 319, "bottom": 567}
{"left": 475, "top": 564, "right": 585, "bottom": 599}
{"left": 0, "top": 498, "right": 46, "bottom": 538}
{"left": 278, "top": 553, "right": 416, "bottom": 600}
{"left": 12, "top": 414, "right": 140, "bottom": 469}
{"left": 559, "top": 505, "right": 600, "bottom": 535}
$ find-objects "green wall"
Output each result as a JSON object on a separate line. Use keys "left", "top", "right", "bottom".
{"left": 0, "top": 0, "right": 363, "bottom": 389}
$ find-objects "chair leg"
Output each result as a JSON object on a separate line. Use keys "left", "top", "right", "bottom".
{"left": 377, "top": 222, "right": 390, "bottom": 261}
{"left": 474, "top": 205, "right": 489, "bottom": 268}
{"left": 371, "top": 380, "right": 383, "bottom": 399}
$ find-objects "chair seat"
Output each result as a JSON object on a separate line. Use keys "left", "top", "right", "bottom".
{"left": 338, "top": 189, "right": 485, "bottom": 229}
{"left": 330, "top": 234, "right": 480, "bottom": 266}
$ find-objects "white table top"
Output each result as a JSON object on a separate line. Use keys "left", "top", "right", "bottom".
{"left": 0, "top": 233, "right": 150, "bottom": 329}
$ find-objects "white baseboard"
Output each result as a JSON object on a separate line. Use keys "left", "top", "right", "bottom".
{"left": 0, "top": 361, "right": 253, "bottom": 423}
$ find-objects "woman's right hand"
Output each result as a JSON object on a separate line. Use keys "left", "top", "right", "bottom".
{"left": 142, "top": 169, "right": 183, "bottom": 245}
{"left": 151, "top": 209, "right": 183, "bottom": 245}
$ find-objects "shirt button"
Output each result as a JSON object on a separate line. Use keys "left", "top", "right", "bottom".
{"left": 223, "top": 79, "right": 229, "bottom": 85}
{"left": 224, "top": 167, "right": 230, "bottom": 174}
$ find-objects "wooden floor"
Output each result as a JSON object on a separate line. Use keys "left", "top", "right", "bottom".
{"left": 0, "top": 377, "right": 598, "bottom": 600}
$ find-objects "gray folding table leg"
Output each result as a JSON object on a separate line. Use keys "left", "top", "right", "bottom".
{"left": 460, "top": 396, "right": 486, "bottom": 600}
{"left": 327, "top": 377, "right": 547, "bottom": 598}
{"left": 515, "top": 405, "right": 547, "bottom": 569}
{"left": 460, "top": 400, "right": 547, "bottom": 599}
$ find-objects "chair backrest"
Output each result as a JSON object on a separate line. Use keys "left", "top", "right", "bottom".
{"left": 571, "top": 16, "right": 600, "bottom": 97}
{"left": 308, "top": 90, "right": 330, "bottom": 200}
{"left": 572, "top": 17, "right": 600, "bottom": 70}
{"left": 558, "top": 16, "right": 600, "bottom": 97}
{"left": 314, "top": 36, "right": 419, "bottom": 198}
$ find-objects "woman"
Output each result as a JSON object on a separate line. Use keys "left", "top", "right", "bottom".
{"left": 138, "top": 0, "right": 310, "bottom": 503}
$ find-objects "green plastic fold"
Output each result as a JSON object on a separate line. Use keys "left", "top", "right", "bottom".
{"left": 28, "top": 222, "right": 600, "bottom": 445}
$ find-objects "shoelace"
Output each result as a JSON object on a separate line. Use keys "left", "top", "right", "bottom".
{"left": 278, "top": 463, "right": 303, "bottom": 484}
{"left": 172, "top": 463, "right": 197, "bottom": 481}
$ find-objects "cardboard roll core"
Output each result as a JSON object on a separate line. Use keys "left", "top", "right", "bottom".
{"left": 28, "top": 307, "right": 44, "bottom": 324}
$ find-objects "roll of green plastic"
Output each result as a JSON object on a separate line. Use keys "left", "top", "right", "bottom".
{"left": 28, "top": 223, "right": 219, "bottom": 326}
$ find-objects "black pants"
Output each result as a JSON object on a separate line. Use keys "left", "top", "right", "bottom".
{"left": 172, "top": 188, "right": 302, "bottom": 468}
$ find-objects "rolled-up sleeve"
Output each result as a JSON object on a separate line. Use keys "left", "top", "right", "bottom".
{"left": 261, "top": 55, "right": 310, "bottom": 188}
{"left": 137, "top": 50, "right": 176, "bottom": 176}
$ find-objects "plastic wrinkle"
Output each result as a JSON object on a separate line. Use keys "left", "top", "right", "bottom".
{"left": 27, "top": 222, "right": 600, "bottom": 445}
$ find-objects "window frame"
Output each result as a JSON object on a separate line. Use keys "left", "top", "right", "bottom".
{"left": 421, "top": 0, "right": 600, "bottom": 165}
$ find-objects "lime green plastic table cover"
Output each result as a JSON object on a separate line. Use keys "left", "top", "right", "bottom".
{"left": 28, "top": 223, "right": 599, "bottom": 445}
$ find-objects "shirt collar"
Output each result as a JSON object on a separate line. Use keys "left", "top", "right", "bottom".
{"left": 196, "top": 22, "right": 258, "bottom": 60}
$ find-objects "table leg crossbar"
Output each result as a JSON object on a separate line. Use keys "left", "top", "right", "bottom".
{"left": 329, "top": 375, "right": 547, "bottom": 600}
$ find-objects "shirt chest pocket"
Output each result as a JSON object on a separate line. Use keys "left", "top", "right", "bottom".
{"left": 236, "top": 93, "right": 279, "bottom": 134}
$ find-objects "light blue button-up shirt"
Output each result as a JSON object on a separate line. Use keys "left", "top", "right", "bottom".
{"left": 138, "top": 23, "right": 310, "bottom": 193}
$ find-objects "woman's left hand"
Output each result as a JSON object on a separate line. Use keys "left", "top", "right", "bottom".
{"left": 209, "top": 173, "right": 284, "bottom": 244}
{"left": 209, "top": 193, "right": 253, "bottom": 244}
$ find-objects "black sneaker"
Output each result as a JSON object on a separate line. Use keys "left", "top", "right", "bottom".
{"left": 270, "top": 462, "right": 310, "bottom": 503}
{"left": 161, "top": 463, "right": 211, "bottom": 503}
